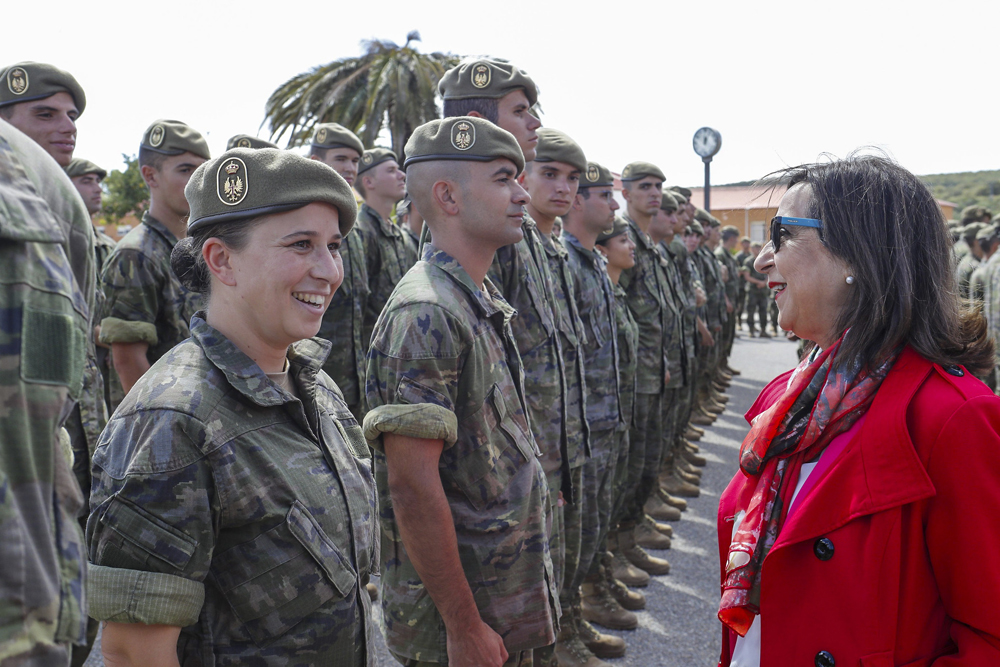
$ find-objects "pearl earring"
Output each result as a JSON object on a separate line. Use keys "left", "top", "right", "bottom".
{"left": 846, "top": 276, "right": 855, "bottom": 285}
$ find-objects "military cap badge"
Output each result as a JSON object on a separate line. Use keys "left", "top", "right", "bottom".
{"left": 472, "top": 63, "right": 491, "bottom": 89}
{"left": 7, "top": 67, "right": 28, "bottom": 95}
{"left": 362, "top": 153, "right": 373, "bottom": 164}
{"left": 622, "top": 165, "right": 632, "bottom": 179}
{"left": 587, "top": 164, "right": 599, "bottom": 183}
{"left": 218, "top": 158, "right": 248, "bottom": 206}
{"left": 237, "top": 138, "right": 251, "bottom": 148}
{"left": 316, "top": 127, "right": 327, "bottom": 144}
{"left": 451, "top": 121, "right": 475, "bottom": 151}
{"left": 149, "top": 124, "right": 165, "bottom": 148}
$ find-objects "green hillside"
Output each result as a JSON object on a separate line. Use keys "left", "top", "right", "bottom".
{"left": 920, "top": 170, "right": 1000, "bottom": 219}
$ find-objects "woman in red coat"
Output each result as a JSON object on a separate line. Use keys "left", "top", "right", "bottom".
{"left": 716, "top": 154, "right": 1000, "bottom": 666}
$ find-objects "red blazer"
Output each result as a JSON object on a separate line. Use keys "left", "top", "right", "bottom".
{"left": 717, "top": 347, "right": 1000, "bottom": 666}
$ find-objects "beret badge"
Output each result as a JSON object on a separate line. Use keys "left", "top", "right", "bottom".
{"left": 472, "top": 63, "right": 491, "bottom": 89}
{"left": 149, "top": 124, "right": 165, "bottom": 148}
{"left": 587, "top": 164, "right": 599, "bottom": 183}
{"left": 451, "top": 121, "right": 475, "bottom": 151}
{"left": 362, "top": 153, "right": 373, "bottom": 164}
{"left": 316, "top": 127, "right": 327, "bottom": 144}
{"left": 237, "top": 138, "right": 251, "bottom": 148}
{"left": 218, "top": 158, "right": 248, "bottom": 206}
{"left": 7, "top": 67, "right": 28, "bottom": 95}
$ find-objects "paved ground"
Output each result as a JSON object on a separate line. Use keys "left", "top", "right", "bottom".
{"left": 84, "top": 331, "right": 800, "bottom": 667}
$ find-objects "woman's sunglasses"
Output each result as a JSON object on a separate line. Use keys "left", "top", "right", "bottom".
{"left": 770, "top": 216, "right": 823, "bottom": 252}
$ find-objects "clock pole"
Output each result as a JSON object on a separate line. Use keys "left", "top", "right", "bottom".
{"left": 703, "top": 156, "right": 712, "bottom": 212}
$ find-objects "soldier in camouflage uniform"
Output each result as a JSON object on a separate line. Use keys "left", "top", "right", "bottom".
{"left": 354, "top": 147, "right": 413, "bottom": 346}
{"left": 87, "top": 147, "right": 378, "bottom": 666}
{"left": 744, "top": 242, "right": 770, "bottom": 336}
{"left": 396, "top": 195, "right": 422, "bottom": 258}
{"left": 564, "top": 163, "right": 646, "bottom": 657}
{"left": 365, "top": 117, "right": 557, "bottom": 667}
{"left": 310, "top": 123, "right": 372, "bottom": 419}
{"left": 693, "top": 211, "right": 728, "bottom": 418}
{"left": 616, "top": 161, "right": 674, "bottom": 581}
{"left": 734, "top": 236, "right": 751, "bottom": 331}
{"left": 99, "top": 120, "right": 208, "bottom": 409}
{"left": 715, "top": 226, "right": 740, "bottom": 369}
{"left": 970, "top": 224, "right": 1000, "bottom": 391}
{"left": 0, "top": 117, "right": 94, "bottom": 665}
{"left": 955, "top": 223, "right": 986, "bottom": 300}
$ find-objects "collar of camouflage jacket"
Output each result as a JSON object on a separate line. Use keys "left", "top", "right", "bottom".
{"left": 361, "top": 202, "right": 399, "bottom": 238}
{"left": 141, "top": 211, "right": 182, "bottom": 247}
{"left": 189, "top": 312, "right": 332, "bottom": 407}
{"left": 562, "top": 230, "right": 604, "bottom": 265}
{"left": 622, "top": 213, "right": 657, "bottom": 251}
{"left": 420, "top": 242, "right": 514, "bottom": 323}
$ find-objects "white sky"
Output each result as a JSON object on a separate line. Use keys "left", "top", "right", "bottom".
{"left": 6, "top": 0, "right": 997, "bottom": 186}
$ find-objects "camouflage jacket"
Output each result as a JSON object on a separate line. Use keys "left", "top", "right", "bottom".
{"left": 0, "top": 119, "right": 93, "bottom": 661}
{"left": 355, "top": 204, "right": 415, "bottom": 346}
{"left": 734, "top": 249, "right": 752, "bottom": 296}
{"left": 99, "top": 212, "right": 202, "bottom": 407}
{"left": 981, "top": 253, "right": 1000, "bottom": 355}
{"left": 539, "top": 228, "right": 591, "bottom": 467}
{"left": 715, "top": 246, "right": 740, "bottom": 302}
{"left": 489, "top": 219, "right": 567, "bottom": 479}
{"left": 619, "top": 215, "right": 675, "bottom": 394}
{"left": 365, "top": 245, "right": 558, "bottom": 661}
{"left": 401, "top": 224, "right": 420, "bottom": 267}
{"left": 94, "top": 228, "right": 117, "bottom": 276}
{"left": 955, "top": 252, "right": 981, "bottom": 300}
{"left": 318, "top": 229, "right": 370, "bottom": 412}
{"left": 563, "top": 231, "right": 621, "bottom": 433}
{"left": 970, "top": 255, "right": 993, "bottom": 304}
{"left": 611, "top": 284, "right": 638, "bottom": 432}
{"left": 663, "top": 240, "right": 697, "bottom": 364}
{"left": 743, "top": 255, "right": 770, "bottom": 294}
{"left": 87, "top": 314, "right": 378, "bottom": 666}
{"left": 696, "top": 245, "right": 726, "bottom": 328}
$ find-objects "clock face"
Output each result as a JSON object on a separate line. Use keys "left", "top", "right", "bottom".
{"left": 693, "top": 127, "right": 721, "bottom": 158}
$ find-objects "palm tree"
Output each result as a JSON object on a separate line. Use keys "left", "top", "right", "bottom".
{"left": 264, "top": 32, "right": 460, "bottom": 159}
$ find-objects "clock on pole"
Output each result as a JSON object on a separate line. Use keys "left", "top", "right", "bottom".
{"left": 693, "top": 127, "right": 722, "bottom": 210}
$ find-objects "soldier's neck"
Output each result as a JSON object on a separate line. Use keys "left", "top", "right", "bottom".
{"left": 607, "top": 264, "right": 623, "bottom": 285}
{"left": 626, "top": 206, "right": 652, "bottom": 234}
{"left": 366, "top": 195, "right": 397, "bottom": 222}
{"left": 148, "top": 199, "right": 189, "bottom": 241}
{"left": 526, "top": 204, "right": 556, "bottom": 237}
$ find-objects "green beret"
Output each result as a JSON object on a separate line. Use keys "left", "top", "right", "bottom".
{"left": 962, "top": 222, "right": 986, "bottom": 241}
{"left": 580, "top": 161, "right": 614, "bottom": 188}
{"left": 65, "top": 158, "right": 106, "bottom": 180}
{"left": 438, "top": 59, "right": 538, "bottom": 107}
{"left": 533, "top": 128, "right": 587, "bottom": 174}
{"left": 671, "top": 190, "right": 688, "bottom": 205}
{"left": 960, "top": 205, "right": 992, "bottom": 223}
{"left": 185, "top": 148, "right": 357, "bottom": 236}
{"left": 597, "top": 216, "right": 630, "bottom": 244}
{"left": 694, "top": 208, "right": 719, "bottom": 226}
{"left": 226, "top": 134, "right": 278, "bottom": 150}
{"left": 621, "top": 161, "right": 665, "bottom": 183}
{"left": 660, "top": 190, "right": 678, "bottom": 211}
{"left": 403, "top": 116, "right": 525, "bottom": 176}
{"left": 311, "top": 123, "right": 364, "bottom": 155}
{"left": 0, "top": 62, "right": 86, "bottom": 115}
{"left": 357, "top": 147, "right": 398, "bottom": 176}
{"left": 689, "top": 221, "right": 705, "bottom": 235}
{"left": 141, "top": 119, "right": 210, "bottom": 160}
{"left": 669, "top": 185, "right": 692, "bottom": 199}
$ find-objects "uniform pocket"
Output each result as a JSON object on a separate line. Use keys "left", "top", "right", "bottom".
{"left": 450, "top": 384, "right": 531, "bottom": 511}
{"left": 212, "top": 501, "right": 357, "bottom": 647}
{"left": 21, "top": 304, "right": 86, "bottom": 398}
{"left": 100, "top": 496, "right": 197, "bottom": 570}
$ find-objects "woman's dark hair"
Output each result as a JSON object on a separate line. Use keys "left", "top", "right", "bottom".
{"left": 770, "top": 152, "right": 993, "bottom": 375}
{"left": 170, "top": 216, "right": 267, "bottom": 294}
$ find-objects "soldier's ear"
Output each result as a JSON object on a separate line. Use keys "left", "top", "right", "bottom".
{"left": 202, "top": 237, "right": 238, "bottom": 287}
{"left": 431, "top": 179, "right": 460, "bottom": 217}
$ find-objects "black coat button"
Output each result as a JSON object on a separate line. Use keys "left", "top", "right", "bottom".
{"left": 945, "top": 364, "right": 965, "bottom": 377}
{"left": 813, "top": 537, "right": 834, "bottom": 561}
{"left": 815, "top": 650, "right": 835, "bottom": 667}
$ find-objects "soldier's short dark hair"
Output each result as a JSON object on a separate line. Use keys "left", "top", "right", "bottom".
{"left": 308, "top": 145, "right": 329, "bottom": 160}
{"left": 442, "top": 97, "right": 500, "bottom": 124}
{"left": 138, "top": 146, "right": 167, "bottom": 172}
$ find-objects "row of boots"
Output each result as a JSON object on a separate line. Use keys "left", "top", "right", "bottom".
{"left": 557, "top": 362, "right": 739, "bottom": 665}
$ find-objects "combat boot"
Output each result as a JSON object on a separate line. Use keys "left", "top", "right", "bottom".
{"left": 581, "top": 577, "right": 639, "bottom": 630}
{"left": 661, "top": 473, "right": 700, "bottom": 498}
{"left": 620, "top": 527, "right": 671, "bottom": 576}
{"left": 609, "top": 532, "right": 650, "bottom": 587}
{"left": 555, "top": 617, "right": 611, "bottom": 667}
{"left": 710, "top": 387, "right": 730, "bottom": 404}
{"left": 635, "top": 515, "right": 671, "bottom": 550}
{"left": 676, "top": 458, "right": 703, "bottom": 479}
{"left": 644, "top": 493, "right": 682, "bottom": 521}
{"left": 691, "top": 409, "right": 715, "bottom": 426}
{"left": 650, "top": 515, "right": 674, "bottom": 536}
{"left": 685, "top": 425, "right": 703, "bottom": 440}
{"left": 705, "top": 400, "right": 725, "bottom": 415}
{"left": 602, "top": 552, "right": 646, "bottom": 610}
{"left": 688, "top": 424, "right": 705, "bottom": 437}
{"left": 674, "top": 466, "right": 701, "bottom": 486}
{"left": 579, "top": 617, "right": 627, "bottom": 659}
{"left": 725, "top": 364, "right": 741, "bottom": 376}
{"left": 656, "top": 488, "right": 688, "bottom": 511}
{"left": 680, "top": 444, "right": 707, "bottom": 466}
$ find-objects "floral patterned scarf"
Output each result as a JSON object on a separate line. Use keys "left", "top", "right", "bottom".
{"left": 718, "top": 332, "right": 898, "bottom": 636}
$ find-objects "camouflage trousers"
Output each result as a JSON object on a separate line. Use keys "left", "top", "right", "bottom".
{"left": 609, "top": 428, "right": 631, "bottom": 529}
{"left": 565, "top": 430, "right": 617, "bottom": 599}
{"left": 659, "top": 386, "right": 684, "bottom": 472}
{"left": 394, "top": 650, "right": 534, "bottom": 666}
{"left": 745, "top": 291, "right": 769, "bottom": 333}
{"left": 559, "top": 465, "right": 585, "bottom": 612}
{"left": 676, "top": 356, "right": 698, "bottom": 433}
{"left": 545, "top": 470, "right": 566, "bottom": 601}
{"left": 622, "top": 392, "right": 665, "bottom": 527}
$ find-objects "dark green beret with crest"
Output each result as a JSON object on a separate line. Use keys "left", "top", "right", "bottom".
{"left": 311, "top": 123, "right": 365, "bottom": 155}
{"left": 580, "top": 161, "right": 614, "bottom": 188}
{"left": 597, "top": 215, "right": 630, "bottom": 244}
{"left": 357, "top": 147, "right": 398, "bottom": 176}
{"left": 660, "top": 190, "right": 678, "bottom": 211}
{"left": 0, "top": 61, "right": 86, "bottom": 115}
{"left": 669, "top": 185, "right": 692, "bottom": 198}
{"left": 403, "top": 116, "right": 525, "bottom": 176}
{"left": 185, "top": 147, "right": 357, "bottom": 235}
{"left": 142, "top": 119, "right": 211, "bottom": 160}
{"left": 533, "top": 128, "right": 587, "bottom": 174}
{"left": 621, "top": 161, "right": 666, "bottom": 183}
{"left": 226, "top": 134, "right": 278, "bottom": 150}
{"left": 438, "top": 59, "right": 539, "bottom": 107}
